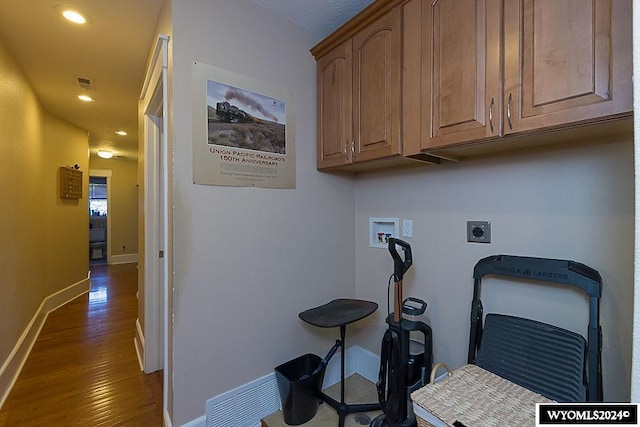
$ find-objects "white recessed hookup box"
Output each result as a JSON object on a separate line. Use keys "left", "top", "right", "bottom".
{"left": 369, "top": 217, "right": 399, "bottom": 248}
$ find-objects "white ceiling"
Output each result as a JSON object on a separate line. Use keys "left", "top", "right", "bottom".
{"left": 0, "top": 0, "right": 373, "bottom": 160}
{"left": 0, "top": 0, "right": 164, "bottom": 160}
{"left": 251, "top": 0, "right": 374, "bottom": 40}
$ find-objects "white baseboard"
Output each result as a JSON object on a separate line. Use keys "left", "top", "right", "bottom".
{"left": 321, "top": 345, "right": 380, "bottom": 389}
{"left": 322, "top": 348, "right": 351, "bottom": 389}
{"left": 110, "top": 253, "right": 138, "bottom": 265}
{"left": 353, "top": 345, "right": 381, "bottom": 384}
{"left": 0, "top": 275, "right": 90, "bottom": 410}
{"left": 184, "top": 345, "right": 381, "bottom": 427}
{"left": 45, "top": 276, "right": 91, "bottom": 312}
{"left": 0, "top": 304, "right": 47, "bottom": 410}
{"left": 164, "top": 409, "right": 174, "bottom": 427}
{"left": 134, "top": 318, "right": 145, "bottom": 372}
{"left": 180, "top": 415, "right": 206, "bottom": 427}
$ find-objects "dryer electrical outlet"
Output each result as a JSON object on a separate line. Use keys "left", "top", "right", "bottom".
{"left": 467, "top": 221, "right": 491, "bottom": 243}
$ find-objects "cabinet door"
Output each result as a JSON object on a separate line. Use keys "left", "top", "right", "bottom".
{"left": 422, "top": 0, "right": 503, "bottom": 149}
{"left": 317, "top": 40, "right": 352, "bottom": 169}
{"left": 504, "top": 0, "right": 632, "bottom": 134}
{"left": 352, "top": 7, "right": 402, "bottom": 163}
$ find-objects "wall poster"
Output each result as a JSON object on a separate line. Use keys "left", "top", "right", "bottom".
{"left": 192, "top": 61, "right": 295, "bottom": 188}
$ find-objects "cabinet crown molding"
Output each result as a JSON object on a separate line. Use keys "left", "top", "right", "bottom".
{"left": 310, "top": 0, "right": 406, "bottom": 59}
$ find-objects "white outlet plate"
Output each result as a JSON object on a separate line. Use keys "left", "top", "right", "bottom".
{"left": 402, "top": 220, "right": 413, "bottom": 238}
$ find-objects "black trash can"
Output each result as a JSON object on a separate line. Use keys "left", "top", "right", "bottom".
{"left": 275, "top": 353, "right": 325, "bottom": 425}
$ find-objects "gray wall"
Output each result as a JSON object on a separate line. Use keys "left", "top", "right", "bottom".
{"left": 355, "top": 137, "right": 634, "bottom": 402}
{"left": 171, "top": 0, "right": 355, "bottom": 423}
{"left": 631, "top": 0, "right": 640, "bottom": 401}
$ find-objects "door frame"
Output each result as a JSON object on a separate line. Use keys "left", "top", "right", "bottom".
{"left": 139, "top": 33, "right": 170, "bottom": 422}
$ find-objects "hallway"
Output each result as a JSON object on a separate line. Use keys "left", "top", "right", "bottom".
{"left": 0, "top": 263, "right": 163, "bottom": 426}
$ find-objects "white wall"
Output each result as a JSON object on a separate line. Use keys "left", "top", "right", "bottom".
{"left": 355, "top": 137, "right": 634, "bottom": 402}
{"left": 167, "top": 2, "right": 636, "bottom": 421}
{"left": 170, "top": 0, "right": 355, "bottom": 423}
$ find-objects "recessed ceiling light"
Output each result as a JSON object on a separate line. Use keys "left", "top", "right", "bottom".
{"left": 62, "top": 10, "right": 86, "bottom": 24}
{"left": 54, "top": 5, "right": 92, "bottom": 24}
{"left": 115, "top": 130, "right": 127, "bottom": 136}
{"left": 97, "top": 150, "right": 114, "bottom": 159}
{"left": 78, "top": 95, "right": 94, "bottom": 102}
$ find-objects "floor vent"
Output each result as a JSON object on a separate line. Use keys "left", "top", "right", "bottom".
{"left": 258, "top": 377, "right": 280, "bottom": 416}
{"left": 206, "top": 373, "right": 280, "bottom": 427}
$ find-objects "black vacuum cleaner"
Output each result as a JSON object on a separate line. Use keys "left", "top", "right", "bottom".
{"left": 370, "top": 238, "right": 432, "bottom": 427}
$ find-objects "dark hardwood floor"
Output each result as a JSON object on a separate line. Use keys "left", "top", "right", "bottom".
{"left": 0, "top": 263, "right": 163, "bottom": 426}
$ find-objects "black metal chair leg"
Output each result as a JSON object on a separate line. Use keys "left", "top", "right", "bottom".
{"left": 298, "top": 299, "right": 381, "bottom": 426}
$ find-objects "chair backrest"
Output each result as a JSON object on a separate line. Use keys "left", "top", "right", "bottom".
{"left": 476, "top": 314, "right": 587, "bottom": 402}
{"left": 468, "top": 255, "right": 602, "bottom": 402}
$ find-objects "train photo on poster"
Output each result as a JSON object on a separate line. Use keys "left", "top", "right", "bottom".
{"left": 207, "top": 79, "right": 286, "bottom": 155}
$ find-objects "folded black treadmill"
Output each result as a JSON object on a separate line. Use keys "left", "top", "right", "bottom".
{"left": 467, "top": 255, "right": 603, "bottom": 402}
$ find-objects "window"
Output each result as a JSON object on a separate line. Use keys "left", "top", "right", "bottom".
{"left": 89, "top": 177, "right": 107, "bottom": 216}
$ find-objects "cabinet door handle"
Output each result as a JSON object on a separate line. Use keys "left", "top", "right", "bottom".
{"left": 489, "top": 97, "right": 494, "bottom": 133}
{"left": 507, "top": 93, "right": 513, "bottom": 130}
{"left": 351, "top": 140, "right": 355, "bottom": 158}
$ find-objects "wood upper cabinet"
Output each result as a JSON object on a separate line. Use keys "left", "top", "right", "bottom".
{"left": 352, "top": 7, "right": 402, "bottom": 164}
{"left": 422, "top": 0, "right": 503, "bottom": 149}
{"left": 420, "top": 0, "right": 632, "bottom": 151}
{"left": 504, "top": 0, "right": 632, "bottom": 134}
{"left": 317, "top": 40, "right": 352, "bottom": 169}
{"left": 315, "top": 5, "right": 402, "bottom": 169}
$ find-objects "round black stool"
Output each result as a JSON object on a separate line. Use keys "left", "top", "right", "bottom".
{"left": 299, "top": 298, "right": 380, "bottom": 427}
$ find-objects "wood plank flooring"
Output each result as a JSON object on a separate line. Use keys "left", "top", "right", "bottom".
{"left": 0, "top": 263, "right": 163, "bottom": 426}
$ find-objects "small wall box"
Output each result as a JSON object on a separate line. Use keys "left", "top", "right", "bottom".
{"left": 369, "top": 218, "right": 399, "bottom": 248}
{"left": 59, "top": 167, "right": 83, "bottom": 199}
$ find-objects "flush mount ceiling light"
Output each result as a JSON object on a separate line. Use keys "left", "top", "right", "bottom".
{"left": 54, "top": 5, "right": 92, "bottom": 25}
{"left": 78, "top": 95, "right": 94, "bottom": 102}
{"left": 115, "top": 130, "right": 127, "bottom": 136}
{"left": 97, "top": 150, "right": 113, "bottom": 159}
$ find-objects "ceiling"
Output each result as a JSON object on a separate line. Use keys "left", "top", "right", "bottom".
{"left": 0, "top": 0, "right": 373, "bottom": 161}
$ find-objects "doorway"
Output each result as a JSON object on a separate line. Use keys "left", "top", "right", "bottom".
{"left": 89, "top": 170, "right": 112, "bottom": 265}
{"left": 139, "top": 34, "right": 170, "bottom": 422}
